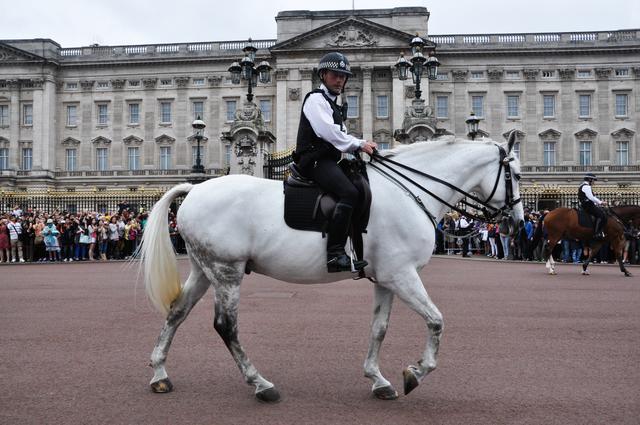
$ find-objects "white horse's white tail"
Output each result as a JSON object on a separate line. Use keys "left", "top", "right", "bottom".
{"left": 141, "top": 183, "right": 193, "bottom": 314}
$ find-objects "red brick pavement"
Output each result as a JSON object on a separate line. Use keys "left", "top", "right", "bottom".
{"left": 1, "top": 257, "right": 638, "bottom": 425}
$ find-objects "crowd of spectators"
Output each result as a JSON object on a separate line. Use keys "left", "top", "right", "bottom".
{"left": 435, "top": 208, "right": 640, "bottom": 265}
{"left": 0, "top": 202, "right": 184, "bottom": 264}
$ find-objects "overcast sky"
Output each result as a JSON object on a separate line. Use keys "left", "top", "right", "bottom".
{"left": 1, "top": 0, "right": 638, "bottom": 47}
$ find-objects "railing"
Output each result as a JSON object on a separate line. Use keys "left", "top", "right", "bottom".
{"left": 428, "top": 30, "right": 638, "bottom": 47}
{"left": 52, "top": 168, "right": 226, "bottom": 178}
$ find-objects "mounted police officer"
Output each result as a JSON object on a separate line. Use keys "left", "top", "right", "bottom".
{"left": 578, "top": 172, "right": 608, "bottom": 240}
{"left": 293, "top": 52, "right": 377, "bottom": 273}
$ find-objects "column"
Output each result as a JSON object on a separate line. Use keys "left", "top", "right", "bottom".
{"left": 362, "top": 67, "right": 373, "bottom": 141}
{"left": 391, "top": 67, "right": 406, "bottom": 136}
{"left": 275, "top": 68, "right": 289, "bottom": 151}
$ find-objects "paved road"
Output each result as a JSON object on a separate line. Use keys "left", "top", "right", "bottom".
{"left": 1, "top": 257, "right": 638, "bottom": 425}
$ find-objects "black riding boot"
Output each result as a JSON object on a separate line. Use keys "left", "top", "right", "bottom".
{"left": 593, "top": 217, "right": 604, "bottom": 240}
{"left": 326, "top": 203, "right": 368, "bottom": 273}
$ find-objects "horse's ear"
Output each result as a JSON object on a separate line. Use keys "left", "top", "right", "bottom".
{"left": 507, "top": 130, "right": 517, "bottom": 154}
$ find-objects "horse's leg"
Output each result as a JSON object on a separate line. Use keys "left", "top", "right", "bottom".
{"left": 150, "top": 264, "right": 211, "bottom": 393}
{"left": 210, "top": 262, "right": 280, "bottom": 403}
{"left": 384, "top": 269, "right": 443, "bottom": 396}
{"left": 612, "top": 237, "right": 633, "bottom": 277}
{"left": 582, "top": 243, "right": 599, "bottom": 275}
{"left": 363, "top": 285, "right": 398, "bottom": 400}
{"left": 544, "top": 237, "right": 558, "bottom": 275}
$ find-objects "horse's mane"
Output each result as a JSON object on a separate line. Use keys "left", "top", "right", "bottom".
{"left": 380, "top": 136, "right": 500, "bottom": 158}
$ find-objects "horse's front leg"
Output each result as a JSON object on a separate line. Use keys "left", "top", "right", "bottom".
{"left": 150, "top": 268, "right": 210, "bottom": 393}
{"left": 364, "top": 285, "right": 398, "bottom": 400}
{"left": 385, "top": 269, "right": 443, "bottom": 396}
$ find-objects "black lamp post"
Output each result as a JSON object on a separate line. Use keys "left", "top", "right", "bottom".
{"left": 228, "top": 39, "right": 272, "bottom": 102}
{"left": 465, "top": 111, "right": 480, "bottom": 141}
{"left": 191, "top": 116, "right": 205, "bottom": 173}
{"left": 395, "top": 35, "right": 440, "bottom": 99}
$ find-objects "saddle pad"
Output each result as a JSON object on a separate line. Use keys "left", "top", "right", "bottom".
{"left": 284, "top": 182, "right": 328, "bottom": 232}
{"left": 576, "top": 208, "right": 594, "bottom": 228}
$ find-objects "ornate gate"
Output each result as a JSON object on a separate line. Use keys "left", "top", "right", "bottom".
{"left": 263, "top": 148, "right": 294, "bottom": 181}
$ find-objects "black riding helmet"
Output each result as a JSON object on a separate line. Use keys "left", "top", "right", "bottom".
{"left": 584, "top": 172, "right": 598, "bottom": 182}
{"left": 317, "top": 52, "right": 352, "bottom": 95}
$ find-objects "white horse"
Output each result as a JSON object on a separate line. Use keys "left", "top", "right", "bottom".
{"left": 141, "top": 133, "right": 524, "bottom": 402}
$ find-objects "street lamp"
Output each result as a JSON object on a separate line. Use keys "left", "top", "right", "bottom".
{"left": 228, "top": 38, "right": 272, "bottom": 102}
{"left": 191, "top": 115, "right": 205, "bottom": 173}
{"left": 395, "top": 35, "right": 440, "bottom": 99}
{"left": 465, "top": 111, "right": 480, "bottom": 141}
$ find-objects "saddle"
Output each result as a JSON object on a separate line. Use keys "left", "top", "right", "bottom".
{"left": 576, "top": 207, "right": 608, "bottom": 235}
{"left": 283, "top": 160, "right": 372, "bottom": 263}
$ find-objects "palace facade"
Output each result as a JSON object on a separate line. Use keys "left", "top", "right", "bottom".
{"left": 1, "top": 7, "right": 639, "bottom": 211}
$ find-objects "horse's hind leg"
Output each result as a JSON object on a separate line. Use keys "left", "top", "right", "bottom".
{"left": 150, "top": 262, "right": 211, "bottom": 393}
{"left": 384, "top": 269, "right": 443, "bottom": 396}
{"left": 208, "top": 261, "right": 280, "bottom": 403}
{"left": 364, "top": 285, "right": 398, "bottom": 400}
{"left": 544, "top": 238, "right": 558, "bottom": 275}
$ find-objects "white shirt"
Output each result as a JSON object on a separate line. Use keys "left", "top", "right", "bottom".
{"left": 581, "top": 183, "right": 602, "bottom": 205}
{"left": 303, "top": 84, "right": 365, "bottom": 153}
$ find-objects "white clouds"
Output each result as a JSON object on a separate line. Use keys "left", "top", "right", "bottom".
{"left": 0, "top": 0, "right": 637, "bottom": 47}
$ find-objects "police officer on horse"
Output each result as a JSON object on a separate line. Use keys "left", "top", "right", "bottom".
{"left": 293, "top": 52, "right": 377, "bottom": 273}
{"left": 578, "top": 172, "right": 608, "bottom": 240}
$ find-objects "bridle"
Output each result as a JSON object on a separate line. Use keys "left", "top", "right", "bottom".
{"left": 368, "top": 145, "right": 521, "bottom": 228}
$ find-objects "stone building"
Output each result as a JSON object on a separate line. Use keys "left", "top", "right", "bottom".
{"left": 0, "top": 7, "right": 638, "bottom": 211}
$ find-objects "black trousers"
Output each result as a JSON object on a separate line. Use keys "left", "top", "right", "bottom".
{"left": 310, "top": 158, "right": 359, "bottom": 208}
{"left": 582, "top": 201, "right": 606, "bottom": 222}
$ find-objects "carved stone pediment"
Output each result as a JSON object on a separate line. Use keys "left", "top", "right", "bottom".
{"left": 111, "top": 79, "right": 126, "bottom": 90}
{"left": 539, "top": 129, "right": 561, "bottom": 140}
{"left": 80, "top": 80, "right": 95, "bottom": 91}
{"left": 574, "top": 128, "right": 598, "bottom": 139}
{"left": 207, "top": 75, "right": 223, "bottom": 87}
{"left": 594, "top": 68, "right": 612, "bottom": 79}
{"left": 123, "top": 135, "right": 143, "bottom": 145}
{"left": 174, "top": 76, "right": 190, "bottom": 87}
{"left": 186, "top": 134, "right": 208, "bottom": 143}
{"left": 487, "top": 69, "right": 503, "bottom": 81}
{"left": 142, "top": 78, "right": 157, "bottom": 89}
{"left": 451, "top": 70, "right": 468, "bottom": 81}
{"left": 270, "top": 16, "right": 429, "bottom": 52}
{"left": 154, "top": 134, "right": 175, "bottom": 145}
{"left": 610, "top": 128, "right": 635, "bottom": 139}
{"left": 0, "top": 136, "right": 10, "bottom": 147}
{"left": 558, "top": 69, "right": 575, "bottom": 80}
{"left": 61, "top": 137, "right": 81, "bottom": 146}
{"left": 373, "top": 129, "right": 392, "bottom": 144}
{"left": 0, "top": 42, "right": 47, "bottom": 63}
{"left": 91, "top": 136, "right": 112, "bottom": 145}
{"left": 503, "top": 130, "right": 526, "bottom": 140}
{"left": 523, "top": 69, "right": 539, "bottom": 80}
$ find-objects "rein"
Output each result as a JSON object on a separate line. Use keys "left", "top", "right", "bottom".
{"left": 369, "top": 145, "right": 521, "bottom": 223}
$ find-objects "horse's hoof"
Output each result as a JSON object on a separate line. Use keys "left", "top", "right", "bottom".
{"left": 582, "top": 271, "right": 590, "bottom": 276}
{"left": 402, "top": 368, "right": 420, "bottom": 395}
{"left": 150, "top": 378, "right": 173, "bottom": 393}
{"left": 624, "top": 272, "right": 633, "bottom": 277}
{"left": 373, "top": 385, "right": 399, "bottom": 400}
{"left": 256, "top": 386, "right": 281, "bottom": 403}
{"left": 549, "top": 271, "right": 556, "bottom": 275}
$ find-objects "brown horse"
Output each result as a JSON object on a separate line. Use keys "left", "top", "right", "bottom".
{"left": 542, "top": 205, "right": 639, "bottom": 277}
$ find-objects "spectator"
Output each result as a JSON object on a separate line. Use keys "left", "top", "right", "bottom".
{"left": 498, "top": 216, "right": 511, "bottom": 260}
{"left": 7, "top": 216, "right": 25, "bottom": 262}
{"left": 42, "top": 218, "right": 61, "bottom": 262}
{"left": 0, "top": 218, "right": 10, "bottom": 262}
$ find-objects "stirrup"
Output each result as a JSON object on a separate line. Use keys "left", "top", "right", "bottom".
{"left": 327, "top": 254, "right": 367, "bottom": 273}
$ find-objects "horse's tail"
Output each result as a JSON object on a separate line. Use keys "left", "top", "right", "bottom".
{"left": 140, "top": 183, "right": 193, "bottom": 315}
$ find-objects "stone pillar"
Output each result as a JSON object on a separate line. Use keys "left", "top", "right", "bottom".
{"left": 391, "top": 67, "right": 406, "bottom": 138}
{"left": 275, "top": 68, "right": 289, "bottom": 151}
{"left": 300, "top": 69, "right": 314, "bottom": 101}
{"left": 362, "top": 67, "right": 373, "bottom": 140}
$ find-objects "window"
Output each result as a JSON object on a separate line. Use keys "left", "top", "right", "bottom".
{"left": 435, "top": 73, "right": 448, "bottom": 81}
{"left": 0, "top": 105, "right": 8, "bottom": 126}
{"left": 226, "top": 100, "right": 237, "bottom": 122}
{"left": 541, "top": 70, "right": 555, "bottom": 78}
{"left": 97, "top": 104, "right": 108, "bottom": 125}
{"left": 513, "top": 142, "right": 520, "bottom": 160}
{"left": 615, "top": 68, "right": 629, "bottom": 77}
{"left": 376, "top": 95, "right": 389, "bottom": 118}
{"left": 193, "top": 101, "right": 204, "bottom": 120}
{"left": 0, "top": 148, "right": 8, "bottom": 170}
{"left": 543, "top": 142, "right": 556, "bottom": 166}
{"left": 259, "top": 99, "right": 272, "bottom": 122}
{"left": 224, "top": 144, "right": 231, "bottom": 166}
{"left": 507, "top": 95, "right": 519, "bottom": 118}
{"left": 129, "top": 103, "right": 140, "bottom": 124}
{"left": 128, "top": 147, "right": 140, "bottom": 170}
{"left": 96, "top": 147, "right": 108, "bottom": 170}
{"left": 579, "top": 141, "right": 592, "bottom": 166}
{"left": 66, "top": 105, "right": 77, "bottom": 126}
{"left": 193, "top": 78, "right": 205, "bottom": 86}
{"left": 579, "top": 94, "right": 591, "bottom": 117}
{"left": 436, "top": 96, "right": 448, "bottom": 118}
{"left": 543, "top": 95, "right": 555, "bottom": 118}
{"left": 377, "top": 142, "right": 390, "bottom": 151}
{"left": 23, "top": 104, "right": 33, "bottom": 126}
{"left": 616, "top": 141, "right": 629, "bottom": 166}
{"left": 506, "top": 71, "right": 519, "bottom": 79}
{"left": 192, "top": 145, "right": 204, "bottom": 167}
{"left": 21, "top": 147, "right": 32, "bottom": 170}
{"left": 615, "top": 93, "right": 628, "bottom": 117}
{"left": 159, "top": 146, "right": 171, "bottom": 169}
{"left": 346, "top": 96, "right": 359, "bottom": 118}
{"left": 97, "top": 81, "right": 109, "bottom": 89}
{"left": 66, "top": 82, "right": 78, "bottom": 89}
{"left": 65, "top": 149, "right": 77, "bottom": 171}
{"left": 577, "top": 70, "right": 591, "bottom": 78}
{"left": 471, "top": 71, "right": 484, "bottom": 79}
{"left": 471, "top": 95, "right": 484, "bottom": 118}
{"left": 160, "top": 102, "right": 171, "bottom": 123}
